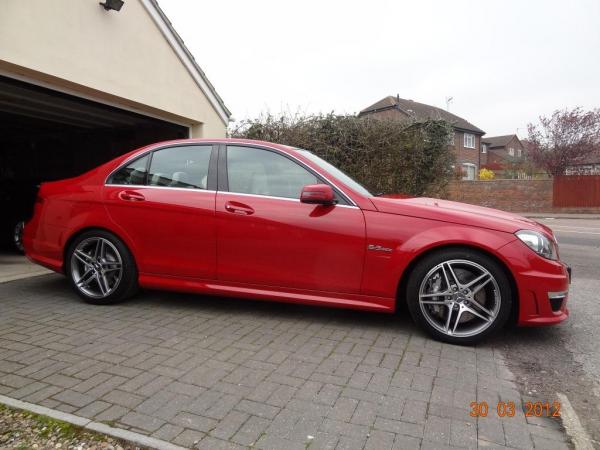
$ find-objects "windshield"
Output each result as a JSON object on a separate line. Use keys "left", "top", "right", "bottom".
{"left": 296, "top": 149, "right": 372, "bottom": 197}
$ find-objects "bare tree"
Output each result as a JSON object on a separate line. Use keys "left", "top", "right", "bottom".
{"left": 527, "top": 107, "right": 600, "bottom": 176}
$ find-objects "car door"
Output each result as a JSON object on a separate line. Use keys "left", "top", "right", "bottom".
{"left": 103, "top": 144, "right": 217, "bottom": 278}
{"left": 216, "top": 145, "right": 366, "bottom": 294}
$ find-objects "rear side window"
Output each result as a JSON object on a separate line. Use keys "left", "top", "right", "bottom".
{"left": 148, "top": 146, "right": 211, "bottom": 189}
{"left": 108, "top": 155, "right": 149, "bottom": 185}
{"left": 107, "top": 145, "right": 211, "bottom": 189}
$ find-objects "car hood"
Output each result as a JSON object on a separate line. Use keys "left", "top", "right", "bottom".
{"left": 370, "top": 196, "right": 553, "bottom": 236}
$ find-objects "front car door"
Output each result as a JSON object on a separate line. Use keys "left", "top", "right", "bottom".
{"left": 216, "top": 145, "right": 366, "bottom": 293}
{"left": 103, "top": 144, "right": 217, "bottom": 278}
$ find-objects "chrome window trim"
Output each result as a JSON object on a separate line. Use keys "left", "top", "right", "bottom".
{"left": 217, "top": 190, "right": 360, "bottom": 208}
{"left": 106, "top": 184, "right": 217, "bottom": 194}
{"left": 105, "top": 141, "right": 360, "bottom": 207}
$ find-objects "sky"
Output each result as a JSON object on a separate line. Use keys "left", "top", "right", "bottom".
{"left": 159, "top": 0, "right": 600, "bottom": 138}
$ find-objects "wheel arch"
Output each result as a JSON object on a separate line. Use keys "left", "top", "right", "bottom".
{"left": 395, "top": 243, "right": 520, "bottom": 323}
{"left": 63, "top": 225, "right": 137, "bottom": 271}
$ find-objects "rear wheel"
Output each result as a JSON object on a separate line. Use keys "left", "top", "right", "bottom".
{"left": 13, "top": 221, "right": 24, "bottom": 252}
{"left": 406, "top": 248, "right": 512, "bottom": 345}
{"left": 66, "top": 230, "right": 138, "bottom": 304}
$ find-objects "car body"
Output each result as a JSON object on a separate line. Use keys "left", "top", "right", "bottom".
{"left": 23, "top": 138, "right": 570, "bottom": 343}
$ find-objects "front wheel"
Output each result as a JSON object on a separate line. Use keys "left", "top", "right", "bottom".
{"left": 66, "top": 230, "right": 138, "bottom": 304}
{"left": 406, "top": 248, "right": 513, "bottom": 345}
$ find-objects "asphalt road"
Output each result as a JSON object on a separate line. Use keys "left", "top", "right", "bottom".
{"left": 489, "top": 218, "right": 600, "bottom": 448}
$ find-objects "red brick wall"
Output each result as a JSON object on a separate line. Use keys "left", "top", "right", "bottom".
{"left": 444, "top": 179, "right": 553, "bottom": 212}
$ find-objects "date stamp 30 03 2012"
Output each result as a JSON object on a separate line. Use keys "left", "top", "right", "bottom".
{"left": 469, "top": 401, "right": 561, "bottom": 418}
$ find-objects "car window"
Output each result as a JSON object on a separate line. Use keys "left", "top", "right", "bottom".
{"left": 227, "top": 146, "right": 318, "bottom": 199}
{"left": 108, "top": 154, "right": 149, "bottom": 185}
{"left": 148, "top": 145, "right": 211, "bottom": 189}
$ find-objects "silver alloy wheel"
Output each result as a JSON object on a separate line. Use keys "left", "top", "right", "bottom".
{"left": 13, "top": 221, "right": 24, "bottom": 252}
{"left": 418, "top": 259, "right": 501, "bottom": 338}
{"left": 70, "top": 237, "right": 123, "bottom": 299}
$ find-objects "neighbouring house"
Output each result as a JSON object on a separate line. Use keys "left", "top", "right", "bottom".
{"left": 481, "top": 134, "right": 525, "bottom": 170}
{"left": 359, "top": 95, "right": 485, "bottom": 180}
{"left": 565, "top": 149, "right": 600, "bottom": 175}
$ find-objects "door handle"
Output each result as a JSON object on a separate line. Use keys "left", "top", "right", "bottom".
{"left": 225, "top": 201, "right": 254, "bottom": 215}
{"left": 118, "top": 190, "right": 145, "bottom": 202}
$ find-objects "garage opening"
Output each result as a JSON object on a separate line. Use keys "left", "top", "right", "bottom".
{"left": 0, "top": 75, "right": 189, "bottom": 251}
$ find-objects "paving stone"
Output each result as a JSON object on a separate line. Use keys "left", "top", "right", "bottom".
{"left": 76, "top": 400, "right": 111, "bottom": 418}
{"left": 503, "top": 423, "right": 533, "bottom": 450}
{"left": 6, "top": 381, "right": 47, "bottom": 399}
{"left": 210, "top": 410, "right": 249, "bottom": 440}
{"left": 393, "top": 433, "right": 422, "bottom": 449}
{"left": 152, "top": 423, "right": 185, "bottom": 441}
{"left": 530, "top": 434, "right": 570, "bottom": 450}
{"left": 173, "top": 412, "right": 218, "bottom": 432}
{"left": 52, "top": 389, "right": 94, "bottom": 408}
{"left": 119, "top": 411, "right": 165, "bottom": 433}
{"left": 374, "top": 417, "right": 424, "bottom": 439}
{"left": 364, "top": 430, "right": 395, "bottom": 450}
{"left": 95, "top": 404, "right": 129, "bottom": 422}
{"left": 231, "top": 415, "right": 270, "bottom": 446}
{"left": 450, "top": 419, "right": 477, "bottom": 448}
{"left": 173, "top": 429, "right": 205, "bottom": 447}
{"left": 0, "top": 373, "right": 35, "bottom": 389}
{"left": 235, "top": 399, "right": 280, "bottom": 419}
{"left": 103, "top": 389, "right": 145, "bottom": 409}
{"left": 335, "top": 435, "right": 367, "bottom": 450}
{"left": 255, "top": 433, "right": 306, "bottom": 450}
{"left": 196, "top": 436, "right": 246, "bottom": 450}
{"left": 478, "top": 416, "right": 505, "bottom": 445}
{"left": 424, "top": 415, "right": 452, "bottom": 444}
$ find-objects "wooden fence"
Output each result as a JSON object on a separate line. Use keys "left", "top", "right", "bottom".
{"left": 553, "top": 175, "right": 600, "bottom": 207}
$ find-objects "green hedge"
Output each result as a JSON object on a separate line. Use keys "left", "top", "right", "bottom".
{"left": 231, "top": 113, "right": 455, "bottom": 197}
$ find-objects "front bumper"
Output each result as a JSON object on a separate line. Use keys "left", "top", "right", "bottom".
{"left": 497, "top": 240, "right": 570, "bottom": 326}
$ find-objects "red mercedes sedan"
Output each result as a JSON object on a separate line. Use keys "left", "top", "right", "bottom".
{"left": 23, "top": 139, "right": 570, "bottom": 344}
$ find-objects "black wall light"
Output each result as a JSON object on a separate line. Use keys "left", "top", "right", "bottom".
{"left": 100, "top": 0, "right": 124, "bottom": 12}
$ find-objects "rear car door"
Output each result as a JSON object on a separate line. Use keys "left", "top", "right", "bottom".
{"left": 216, "top": 145, "right": 366, "bottom": 293}
{"left": 103, "top": 144, "right": 217, "bottom": 278}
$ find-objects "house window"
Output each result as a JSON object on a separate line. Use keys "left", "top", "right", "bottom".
{"left": 481, "top": 144, "right": 487, "bottom": 153}
{"left": 509, "top": 147, "right": 515, "bottom": 156}
{"left": 461, "top": 163, "right": 476, "bottom": 180}
{"left": 517, "top": 148, "right": 522, "bottom": 157}
{"left": 464, "top": 133, "right": 475, "bottom": 149}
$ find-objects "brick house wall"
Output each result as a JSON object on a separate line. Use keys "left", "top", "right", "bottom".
{"left": 480, "top": 143, "right": 488, "bottom": 165}
{"left": 451, "top": 131, "right": 481, "bottom": 179}
{"left": 485, "top": 136, "right": 526, "bottom": 168}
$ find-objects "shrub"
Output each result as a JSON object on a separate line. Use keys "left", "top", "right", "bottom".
{"left": 231, "top": 113, "right": 455, "bottom": 197}
{"left": 479, "top": 168, "right": 495, "bottom": 180}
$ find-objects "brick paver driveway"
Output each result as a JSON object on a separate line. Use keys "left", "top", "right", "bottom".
{"left": 0, "top": 275, "right": 569, "bottom": 449}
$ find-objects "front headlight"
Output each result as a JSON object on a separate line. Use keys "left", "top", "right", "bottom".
{"left": 516, "top": 230, "right": 557, "bottom": 260}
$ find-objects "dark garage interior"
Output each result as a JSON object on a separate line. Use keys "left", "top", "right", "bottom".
{"left": 0, "top": 75, "right": 189, "bottom": 250}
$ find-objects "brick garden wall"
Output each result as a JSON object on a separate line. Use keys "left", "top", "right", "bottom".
{"left": 444, "top": 179, "right": 553, "bottom": 212}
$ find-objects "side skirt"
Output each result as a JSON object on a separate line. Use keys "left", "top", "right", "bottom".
{"left": 138, "top": 273, "right": 395, "bottom": 313}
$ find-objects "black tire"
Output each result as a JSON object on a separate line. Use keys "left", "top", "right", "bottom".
{"left": 13, "top": 220, "right": 25, "bottom": 253}
{"left": 65, "top": 229, "right": 138, "bottom": 304}
{"left": 405, "top": 248, "right": 513, "bottom": 345}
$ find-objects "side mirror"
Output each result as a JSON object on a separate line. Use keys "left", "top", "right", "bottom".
{"left": 300, "top": 184, "right": 335, "bottom": 205}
